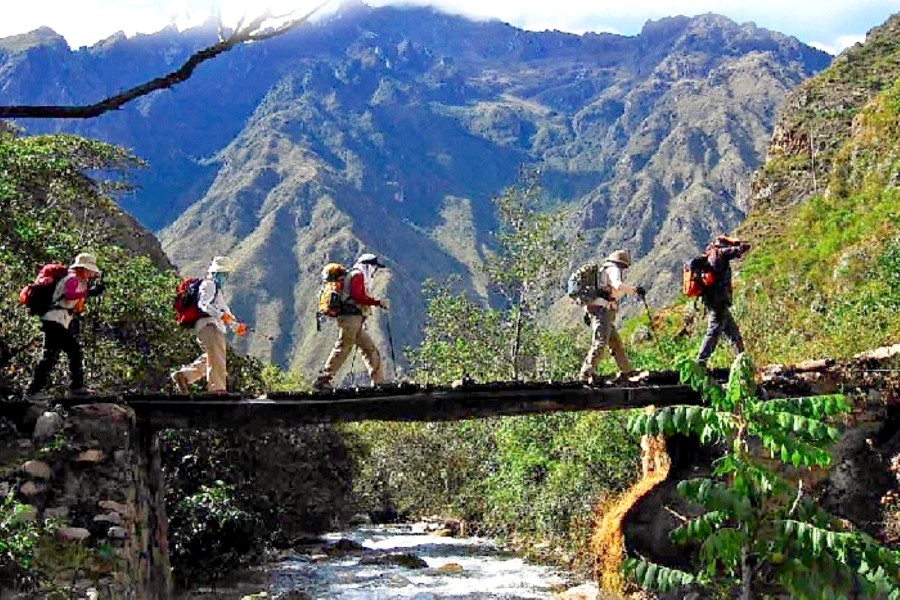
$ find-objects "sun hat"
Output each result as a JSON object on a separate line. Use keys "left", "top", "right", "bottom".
{"left": 606, "top": 249, "right": 632, "bottom": 267}
{"left": 208, "top": 256, "right": 234, "bottom": 273}
{"left": 70, "top": 253, "right": 101, "bottom": 275}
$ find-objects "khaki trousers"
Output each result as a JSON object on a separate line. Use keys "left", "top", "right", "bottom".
{"left": 321, "top": 315, "right": 384, "bottom": 385}
{"left": 176, "top": 323, "right": 227, "bottom": 393}
{"left": 579, "top": 307, "right": 632, "bottom": 380}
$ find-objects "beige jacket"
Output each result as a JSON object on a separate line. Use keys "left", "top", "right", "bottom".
{"left": 587, "top": 261, "right": 637, "bottom": 310}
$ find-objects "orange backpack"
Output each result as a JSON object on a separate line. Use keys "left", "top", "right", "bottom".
{"left": 316, "top": 263, "right": 349, "bottom": 318}
{"left": 682, "top": 254, "right": 715, "bottom": 298}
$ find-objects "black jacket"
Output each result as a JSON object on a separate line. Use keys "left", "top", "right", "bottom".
{"left": 701, "top": 244, "right": 749, "bottom": 310}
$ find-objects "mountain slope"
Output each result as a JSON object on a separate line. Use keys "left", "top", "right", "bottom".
{"left": 735, "top": 14, "right": 900, "bottom": 362}
{"left": 0, "top": 5, "right": 832, "bottom": 374}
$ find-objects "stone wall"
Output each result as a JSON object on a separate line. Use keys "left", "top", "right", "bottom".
{"left": 0, "top": 402, "right": 171, "bottom": 599}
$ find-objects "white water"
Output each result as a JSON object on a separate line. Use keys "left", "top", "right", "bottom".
{"left": 268, "top": 524, "right": 571, "bottom": 599}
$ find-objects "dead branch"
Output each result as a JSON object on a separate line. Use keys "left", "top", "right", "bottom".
{"left": 0, "top": 2, "right": 327, "bottom": 120}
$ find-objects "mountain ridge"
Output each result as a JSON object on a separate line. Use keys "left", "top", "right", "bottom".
{"left": 0, "top": 5, "right": 832, "bottom": 375}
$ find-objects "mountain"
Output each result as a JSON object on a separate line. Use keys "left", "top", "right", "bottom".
{"left": 734, "top": 14, "right": 900, "bottom": 363}
{"left": 0, "top": 5, "right": 831, "bottom": 376}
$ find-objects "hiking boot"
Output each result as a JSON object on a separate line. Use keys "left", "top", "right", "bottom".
{"left": 313, "top": 376, "right": 333, "bottom": 391}
{"left": 170, "top": 372, "right": 190, "bottom": 394}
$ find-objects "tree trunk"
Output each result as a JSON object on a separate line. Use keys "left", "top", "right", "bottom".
{"left": 740, "top": 543, "right": 753, "bottom": 600}
{"left": 511, "top": 299, "right": 523, "bottom": 380}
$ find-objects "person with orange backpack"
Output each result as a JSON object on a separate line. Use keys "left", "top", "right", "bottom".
{"left": 23, "top": 252, "right": 105, "bottom": 398}
{"left": 693, "top": 235, "right": 751, "bottom": 366}
{"left": 314, "top": 253, "right": 388, "bottom": 390}
{"left": 170, "top": 256, "right": 247, "bottom": 394}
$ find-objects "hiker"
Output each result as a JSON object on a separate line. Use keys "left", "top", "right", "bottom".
{"left": 577, "top": 250, "right": 646, "bottom": 383}
{"left": 171, "top": 256, "right": 246, "bottom": 394}
{"left": 314, "top": 253, "right": 388, "bottom": 390}
{"left": 696, "top": 236, "right": 751, "bottom": 366}
{"left": 25, "top": 252, "right": 105, "bottom": 398}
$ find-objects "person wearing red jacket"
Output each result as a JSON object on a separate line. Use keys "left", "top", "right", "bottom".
{"left": 315, "top": 253, "right": 388, "bottom": 390}
{"left": 26, "top": 252, "right": 104, "bottom": 398}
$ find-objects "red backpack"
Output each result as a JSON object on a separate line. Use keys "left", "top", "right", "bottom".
{"left": 173, "top": 277, "right": 208, "bottom": 328}
{"left": 19, "top": 263, "right": 70, "bottom": 316}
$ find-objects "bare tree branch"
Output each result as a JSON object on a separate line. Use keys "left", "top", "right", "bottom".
{"left": 0, "top": 2, "right": 328, "bottom": 120}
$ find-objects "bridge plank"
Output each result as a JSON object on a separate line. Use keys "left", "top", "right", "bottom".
{"left": 103, "top": 384, "right": 701, "bottom": 429}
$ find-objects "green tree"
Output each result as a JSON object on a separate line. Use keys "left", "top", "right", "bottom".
{"left": 625, "top": 354, "right": 900, "bottom": 598}
{"left": 485, "top": 169, "right": 568, "bottom": 379}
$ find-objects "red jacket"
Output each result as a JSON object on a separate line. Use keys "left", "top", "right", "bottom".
{"left": 347, "top": 271, "right": 380, "bottom": 307}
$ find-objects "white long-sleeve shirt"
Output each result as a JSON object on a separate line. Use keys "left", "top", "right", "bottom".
{"left": 195, "top": 277, "right": 232, "bottom": 333}
{"left": 588, "top": 261, "right": 637, "bottom": 309}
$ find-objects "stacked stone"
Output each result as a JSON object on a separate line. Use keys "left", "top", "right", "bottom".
{"left": 1, "top": 403, "right": 171, "bottom": 599}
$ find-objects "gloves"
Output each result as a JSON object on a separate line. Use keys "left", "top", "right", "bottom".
{"left": 583, "top": 312, "right": 591, "bottom": 327}
{"left": 222, "top": 313, "right": 235, "bottom": 325}
{"left": 234, "top": 323, "right": 247, "bottom": 337}
{"left": 377, "top": 299, "right": 389, "bottom": 310}
{"left": 87, "top": 280, "right": 106, "bottom": 297}
{"left": 635, "top": 285, "right": 647, "bottom": 297}
{"left": 716, "top": 235, "right": 740, "bottom": 246}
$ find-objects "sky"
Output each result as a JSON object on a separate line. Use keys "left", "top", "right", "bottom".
{"left": 0, "top": 0, "right": 896, "bottom": 55}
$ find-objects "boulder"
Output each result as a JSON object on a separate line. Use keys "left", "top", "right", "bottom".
{"left": 359, "top": 552, "right": 429, "bottom": 569}
{"left": 436, "top": 562, "right": 463, "bottom": 573}
{"left": 33, "top": 411, "right": 63, "bottom": 443}
{"left": 323, "top": 538, "right": 365, "bottom": 555}
{"left": 21, "top": 459, "right": 51, "bottom": 479}
{"left": 555, "top": 583, "right": 604, "bottom": 600}
{"left": 58, "top": 527, "right": 91, "bottom": 542}
{"left": 76, "top": 449, "right": 104, "bottom": 464}
{"left": 19, "top": 481, "right": 44, "bottom": 496}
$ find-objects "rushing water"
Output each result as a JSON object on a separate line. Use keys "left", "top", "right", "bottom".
{"left": 267, "top": 524, "right": 571, "bottom": 599}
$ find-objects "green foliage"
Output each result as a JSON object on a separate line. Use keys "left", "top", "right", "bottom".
{"left": 737, "top": 71, "right": 900, "bottom": 364}
{"left": 0, "top": 491, "right": 59, "bottom": 590}
{"left": 625, "top": 558, "right": 697, "bottom": 592}
{"left": 355, "top": 174, "right": 640, "bottom": 563}
{"left": 0, "top": 129, "right": 287, "bottom": 393}
{"left": 625, "top": 354, "right": 900, "bottom": 597}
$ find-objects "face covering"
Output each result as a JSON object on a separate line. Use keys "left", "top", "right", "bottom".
{"left": 212, "top": 272, "right": 227, "bottom": 288}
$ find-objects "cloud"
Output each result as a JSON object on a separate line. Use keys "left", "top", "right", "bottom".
{"left": 0, "top": 0, "right": 894, "bottom": 51}
{"left": 809, "top": 34, "right": 866, "bottom": 56}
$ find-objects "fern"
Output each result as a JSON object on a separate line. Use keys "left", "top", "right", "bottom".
{"left": 625, "top": 558, "right": 697, "bottom": 592}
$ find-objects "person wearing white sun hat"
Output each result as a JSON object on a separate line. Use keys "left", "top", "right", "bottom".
{"left": 26, "top": 252, "right": 104, "bottom": 397}
{"left": 314, "top": 253, "right": 388, "bottom": 390}
{"left": 578, "top": 249, "right": 646, "bottom": 383}
{"left": 171, "top": 255, "right": 247, "bottom": 394}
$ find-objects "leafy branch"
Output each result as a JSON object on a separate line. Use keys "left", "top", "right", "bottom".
{"left": 625, "top": 353, "right": 900, "bottom": 598}
{"left": 0, "top": 4, "right": 327, "bottom": 119}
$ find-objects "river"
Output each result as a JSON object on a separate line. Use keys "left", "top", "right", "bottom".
{"left": 259, "top": 523, "right": 573, "bottom": 599}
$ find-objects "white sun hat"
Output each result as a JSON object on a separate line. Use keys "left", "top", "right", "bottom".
{"left": 70, "top": 252, "right": 101, "bottom": 275}
{"left": 208, "top": 256, "right": 234, "bottom": 273}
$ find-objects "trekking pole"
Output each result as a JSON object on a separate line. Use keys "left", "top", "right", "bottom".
{"left": 385, "top": 313, "right": 397, "bottom": 380}
{"left": 641, "top": 296, "right": 665, "bottom": 356}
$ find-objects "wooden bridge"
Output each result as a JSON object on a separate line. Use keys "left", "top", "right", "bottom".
{"left": 0, "top": 370, "right": 732, "bottom": 429}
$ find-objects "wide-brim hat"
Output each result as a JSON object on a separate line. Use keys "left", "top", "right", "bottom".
{"left": 606, "top": 249, "right": 632, "bottom": 267}
{"left": 70, "top": 252, "right": 101, "bottom": 275}
{"left": 208, "top": 256, "right": 234, "bottom": 273}
{"left": 356, "top": 253, "right": 386, "bottom": 268}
